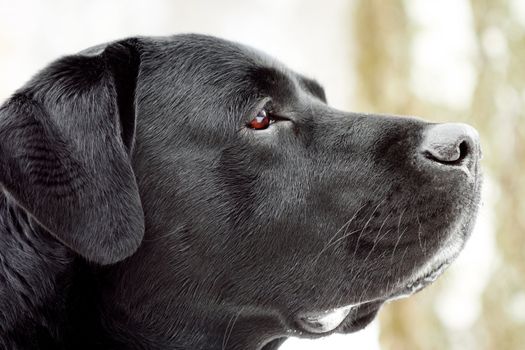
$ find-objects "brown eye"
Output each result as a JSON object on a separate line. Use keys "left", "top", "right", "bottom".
{"left": 248, "top": 109, "right": 271, "bottom": 130}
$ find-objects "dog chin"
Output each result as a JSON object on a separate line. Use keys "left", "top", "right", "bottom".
{"left": 293, "top": 261, "right": 445, "bottom": 337}
{"left": 295, "top": 234, "right": 465, "bottom": 336}
{"left": 397, "top": 230, "right": 465, "bottom": 297}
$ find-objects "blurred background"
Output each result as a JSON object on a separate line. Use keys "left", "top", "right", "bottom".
{"left": 0, "top": 0, "right": 523, "bottom": 349}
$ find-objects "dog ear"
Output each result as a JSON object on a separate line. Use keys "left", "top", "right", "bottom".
{"left": 0, "top": 39, "right": 144, "bottom": 264}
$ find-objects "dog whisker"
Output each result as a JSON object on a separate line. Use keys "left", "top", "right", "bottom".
{"left": 349, "top": 198, "right": 386, "bottom": 275}
{"left": 357, "top": 279, "right": 373, "bottom": 305}
{"left": 313, "top": 228, "right": 361, "bottom": 266}
{"left": 390, "top": 245, "right": 410, "bottom": 293}
{"left": 222, "top": 308, "right": 242, "bottom": 350}
{"left": 360, "top": 212, "right": 393, "bottom": 266}
{"left": 389, "top": 207, "right": 407, "bottom": 264}
{"left": 416, "top": 214, "right": 426, "bottom": 255}
{"left": 312, "top": 203, "right": 366, "bottom": 264}
{"left": 324, "top": 204, "right": 366, "bottom": 249}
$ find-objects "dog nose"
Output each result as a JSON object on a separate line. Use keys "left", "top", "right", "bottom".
{"left": 420, "top": 123, "right": 481, "bottom": 167}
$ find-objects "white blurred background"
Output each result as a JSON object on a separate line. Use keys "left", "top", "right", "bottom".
{"left": 1, "top": 1, "right": 523, "bottom": 349}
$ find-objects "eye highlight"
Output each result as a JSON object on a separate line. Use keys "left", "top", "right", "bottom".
{"left": 248, "top": 108, "right": 272, "bottom": 130}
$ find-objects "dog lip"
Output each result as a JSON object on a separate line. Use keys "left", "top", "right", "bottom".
{"left": 295, "top": 304, "right": 357, "bottom": 334}
{"left": 295, "top": 301, "right": 383, "bottom": 335}
{"left": 336, "top": 303, "right": 382, "bottom": 333}
{"left": 394, "top": 261, "right": 451, "bottom": 299}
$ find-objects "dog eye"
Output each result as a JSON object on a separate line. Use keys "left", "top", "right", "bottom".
{"left": 248, "top": 108, "right": 273, "bottom": 130}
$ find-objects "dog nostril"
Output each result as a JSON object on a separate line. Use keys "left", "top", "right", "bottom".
{"left": 420, "top": 123, "right": 480, "bottom": 166}
{"left": 457, "top": 140, "right": 469, "bottom": 162}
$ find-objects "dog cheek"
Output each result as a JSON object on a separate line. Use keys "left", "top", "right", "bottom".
{"left": 215, "top": 146, "right": 260, "bottom": 226}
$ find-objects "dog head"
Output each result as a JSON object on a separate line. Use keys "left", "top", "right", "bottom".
{"left": 0, "top": 35, "right": 482, "bottom": 348}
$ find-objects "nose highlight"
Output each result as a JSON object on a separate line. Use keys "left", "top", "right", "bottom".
{"left": 420, "top": 123, "right": 480, "bottom": 166}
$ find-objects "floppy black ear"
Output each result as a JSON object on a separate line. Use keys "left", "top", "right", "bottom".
{"left": 0, "top": 39, "right": 144, "bottom": 264}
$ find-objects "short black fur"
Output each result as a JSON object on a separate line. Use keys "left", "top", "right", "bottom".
{"left": 0, "top": 34, "right": 482, "bottom": 349}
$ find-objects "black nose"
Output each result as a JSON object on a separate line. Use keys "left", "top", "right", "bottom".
{"left": 420, "top": 123, "right": 480, "bottom": 167}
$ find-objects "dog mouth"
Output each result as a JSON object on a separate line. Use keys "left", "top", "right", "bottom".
{"left": 295, "top": 301, "right": 382, "bottom": 335}
{"left": 296, "top": 305, "right": 356, "bottom": 334}
{"left": 295, "top": 260, "right": 452, "bottom": 335}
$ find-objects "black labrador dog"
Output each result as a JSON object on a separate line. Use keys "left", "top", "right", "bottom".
{"left": 0, "top": 35, "right": 482, "bottom": 349}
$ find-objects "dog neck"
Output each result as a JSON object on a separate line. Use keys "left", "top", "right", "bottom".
{"left": 173, "top": 309, "right": 288, "bottom": 350}
{"left": 98, "top": 288, "right": 290, "bottom": 350}
{"left": 0, "top": 192, "right": 75, "bottom": 348}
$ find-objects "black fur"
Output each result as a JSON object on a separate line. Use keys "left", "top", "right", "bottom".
{"left": 0, "top": 34, "right": 482, "bottom": 349}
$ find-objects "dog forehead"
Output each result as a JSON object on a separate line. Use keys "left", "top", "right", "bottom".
{"left": 139, "top": 34, "right": 308, "bottom": 96}
{"left": 132, "top": 34, "right": 327, "bottom": 143}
